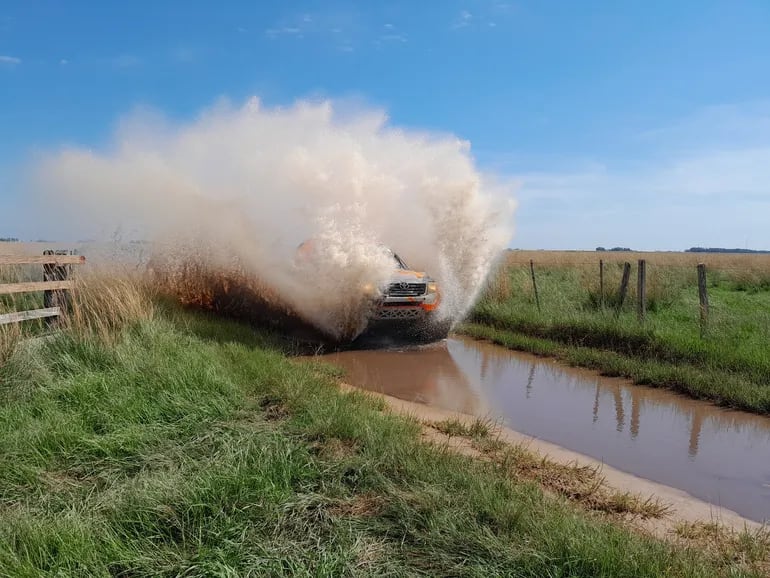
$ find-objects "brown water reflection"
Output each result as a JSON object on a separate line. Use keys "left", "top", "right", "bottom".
{"left": 324, "top": 345, "right": 485, "bottom": 415}
{"left": 323, "top": 337, "right": 770, "bottom": 522}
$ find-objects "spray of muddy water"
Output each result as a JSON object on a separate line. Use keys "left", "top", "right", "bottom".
{"left": 32, "top": 98, "right": 515, "bottom": 339}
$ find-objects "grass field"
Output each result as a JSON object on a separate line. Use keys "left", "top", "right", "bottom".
{"left": 0, "top": 273, "right": 766, "bottom": 576}
{"left": 467, "top": 250, "right": 770, "bottom": 414}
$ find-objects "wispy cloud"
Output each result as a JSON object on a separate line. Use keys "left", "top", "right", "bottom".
{"left": 0, "top": 15, "right": 15, "bottom": 32}
{"left": 59, "top": 58, "right": 69, "bottom": 66}
{"left": 112, "top": 54, "right": 140, "bottom": 68}
{"left": 380, "top": 33, "right": 407, "bottom": 43}
{"left": 452, "top": 10, "right": 473, "bottom": 29}
{"left": 265, "top": 26, "right": 303, "bottom": 38}
{"left": 265, "top": 9, "right": 362, "bottom": 52}
{"left": 170, "top": 46, "right": 196, "bottom": 64}
{"left": 498, "top": 103, "right": 770, "bottom": 249}
{"left": 0, "top": 55, "right": 21, "bottom": 66}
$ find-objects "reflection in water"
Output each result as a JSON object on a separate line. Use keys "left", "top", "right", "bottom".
{"left": 525, "top": 364, "right": 536, "bottom": 399}
{"left": 452, "top": 337, "right": 770, "bottom": 523}
{"left": 322, "top": 337, "right": 770, "bottom": 522}
{"left": 689, "top": 408, "right": 703, "bottom": 460}
{"left": 613, "top": 385, "right": 625, "bottom": 433}
{"left": 322, "top": 344, "right": 483, "bottom": 415}
{"left": 630, "top": 388, "right": 640, "bottom": 440}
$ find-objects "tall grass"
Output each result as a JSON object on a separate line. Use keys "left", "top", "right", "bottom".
{"left": 0, "top": 285, "right": 761, "bottom": 575}
{"left": 0, "top": 255, "right": 767, "bottom": 573}
{"left": 62, "top": 272, "right": 157, "bottom": 342}
{"left": 470, "top": 252, "right": 770, "bottom": 413}
{"left": 0, "top": 262, "right": 44, "bottom": 366}
{"left": 0, "top": 323, "right": 22, "bottom": 366}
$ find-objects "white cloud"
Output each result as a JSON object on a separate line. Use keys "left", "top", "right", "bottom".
{"left": 452, "top": 10, "right": 473, "bottom": 29}
{"left": 60, "top": 58, "right": 68, "bottom": 65}
{"left": 0, "top": 55, "right": 21, "bottom": 66}
{"left": 497, "top": 103, "right": 770, "bottom": 249}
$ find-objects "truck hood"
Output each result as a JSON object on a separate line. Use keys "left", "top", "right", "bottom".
{"left": 389, "top": 269, "right": 428, "bottom": 282}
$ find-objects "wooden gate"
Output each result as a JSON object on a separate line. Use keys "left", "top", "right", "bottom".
{"left": 0, "top": 251, "right": 86, "bottom": 326}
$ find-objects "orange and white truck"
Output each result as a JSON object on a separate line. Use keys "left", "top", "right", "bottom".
{"left": 296, "top": 240, "right": 446, "bottom": 341}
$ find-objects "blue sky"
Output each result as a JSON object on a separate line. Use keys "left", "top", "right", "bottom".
{"left": 2, "top": 0, "right": 770, "bottom": 250}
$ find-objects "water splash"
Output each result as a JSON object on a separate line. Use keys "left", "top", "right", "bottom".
{"left": 31, "top": 97, "right": 516, "bottom": 338}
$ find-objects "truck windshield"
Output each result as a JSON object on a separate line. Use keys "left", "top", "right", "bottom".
{"left": 392, "top": 252, "right": 409, "bottom": 269}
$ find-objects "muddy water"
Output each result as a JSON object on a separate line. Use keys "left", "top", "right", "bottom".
{"left": 323, "top": 337, "right": 770, "bottom": 522}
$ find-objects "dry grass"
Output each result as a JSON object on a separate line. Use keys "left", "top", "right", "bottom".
{"left": 1, "top": 261, "right": 45, "bottom": 365}
{"left": 427, "top": 418, "right": 670, "bottom": 520}
{"left": 0, "top": 323, "right": 23, "bottom": 366}
{"left": 147, "top": 255, "right": 324, "bottom": 338}
{"left": 503, "top": 250, "right": 770, "bottom": 300}
{"left": 328, "top": 493, "right": 385, "bottom": 518}
{"left": 505, "top": 250, "right": 770, "bottom": 270}
{"left": 483, "top": 264, "right": 513, "bottom": 302}
{"left": 61, "top": 272, "right": 156, "bottom": 342}
{"left": 674, "top": 521, "right": 770, "bottom": 573}
{"left": 431, "top": 417, "right": 494, "bottom": 439}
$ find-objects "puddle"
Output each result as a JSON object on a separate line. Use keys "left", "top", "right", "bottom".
{"left": 322, "top": 336, "right": 770, "bottom": 523}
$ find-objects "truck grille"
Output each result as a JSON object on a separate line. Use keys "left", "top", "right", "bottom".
{"left": 376, "top": 307, "right": 423, "bottom": 320}
{"left": 387, "top": 282, "right": 427, "bottom": 297}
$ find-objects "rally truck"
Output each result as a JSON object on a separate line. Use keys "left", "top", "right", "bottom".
{"left": 368, "top": 250, "right": 440, "bottom": 321}
{"left": 295, "top": 240, "right": 448, "bottom": 342}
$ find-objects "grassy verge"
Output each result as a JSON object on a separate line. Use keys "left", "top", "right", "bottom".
{"left": 459, "top": 322, "right": 770, "bottom": 414}
{"left": 468, "top": 255, "right": 770, "bottom": 414}
{"left": 0, "top": 306, "right": 762, "bottom": 575}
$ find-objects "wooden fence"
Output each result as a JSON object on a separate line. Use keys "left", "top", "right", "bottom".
{"left": 0, "top": 251, "right": 85, "bottom": 326}
{"left": 526, "top": 259, "right": 711, "bottom": 329}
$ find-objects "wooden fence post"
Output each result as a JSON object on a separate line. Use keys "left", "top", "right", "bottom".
{"left": 697, "top": 263, "right": 709, "bottom": 335}
{"left": 616, "top": 262, "right": 631, "bottom": 315}
{"left": 637, "top": 259, "right": 646, "bottom": 322}
{"left": 43, "top": 250, "right": 70, "bottom": 327}
{"left": 599, "top": 259, "right": 604, "bottom": 308}
{"left": 529, "top": 259, "right": 541, "bottom": 313}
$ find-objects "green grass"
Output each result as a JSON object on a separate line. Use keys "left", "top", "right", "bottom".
{"left": 0, "top": 308, "right": 755, "bottom": 576}
{"left": 469, "top": 263, "right": 770, "bottom": 414}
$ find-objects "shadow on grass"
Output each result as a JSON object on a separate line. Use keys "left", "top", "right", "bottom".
{"left": 164, "top": 302, "right": 336, "bottom": 356}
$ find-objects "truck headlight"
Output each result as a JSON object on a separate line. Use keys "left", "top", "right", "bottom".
{"left": 362, "top": 282, "right": 378, "bottom": 297}
{"left": 427, "top": 282, "right": 438, "bottom": 294}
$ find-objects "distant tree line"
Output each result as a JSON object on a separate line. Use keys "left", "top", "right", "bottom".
{"left": 595, "top": 247, "right": 632, "bottom": 252}
{"left": 0, "top": 237, "right": 20, "bottom": 242}
{"left": 686, "top": 247, "right": 770, "bottom": 254}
